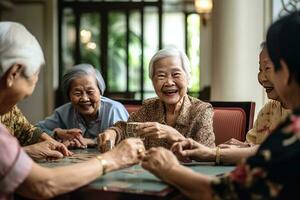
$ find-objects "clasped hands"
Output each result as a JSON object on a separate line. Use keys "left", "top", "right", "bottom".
{"left": 97, "top": 122, "right": 185, "bottom": 153}
{"left": 54, "top": 128, "right": 96, "bottom": 149}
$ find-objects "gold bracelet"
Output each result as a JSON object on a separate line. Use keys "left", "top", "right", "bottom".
{"left": 215, "top": 147, "right": 221, "bottom": 165}
{"left": 96, "top": 155, "right": 107, "bottom": 175}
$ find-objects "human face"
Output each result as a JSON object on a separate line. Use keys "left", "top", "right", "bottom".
{"left": 2, "top": 68, "right": 39, "bottom": 115}
{"left": 258, "top": 48, "right": 279, "bottom": 101}
{"left": 69, "top": 75, "right": 101, "bottom": 121}
{"left": 269, "top": 60, "right": 294, "bottom": 109}
{"left": 152, "top": 56, "right": 188, "bottom": 106}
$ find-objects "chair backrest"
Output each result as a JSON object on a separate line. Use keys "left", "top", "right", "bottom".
{"left": 121, "top": 100, "right": 142, "bottom": 114}
{"left": 210, "top": 101, "right": 255, "bottom": 145}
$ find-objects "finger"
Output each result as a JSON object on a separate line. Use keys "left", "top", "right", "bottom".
{"left": 141, "top": 154, "right": 152, "bottom": 162}
{"left": 177, "top": 139, "right": 191, "bottom": 149}
{"left": 63, "top": 130, "right": 82, "bottom": 140}
{"left": 139, "top": 125, "right": 158, "bottom": 133}
{"left": 57, "top": 143, "right": 71, "bottom": 156}
{"left": 170, "top": 143, "right": 178, "bottom": 152}
{"left": 146, "top": 147, "right": 158, "bottom": 154}
{"left": 180, "top": 149, "right": 199, "bottom": 157}
{"left": 73, "top": 138, "right": 86, "bottom": 148}
{"left": 137, "top": 122, "right": 154, "bottom": 129}
{"left": 170, "top": 143, "right": 182, "bottom": 152}
{"left": 98, "top": 134, "right": 108, "bottom": 145}
{"left": 47, "top": 150, "right": 64, "bottom": 159}
{"left": 141, "top": 160, "right": 150, "bottom": 169}
{"left": 63, "top": 140, "right": 71, "bottom": 148}
{"left": 75, "top": 135, "right": 86, "bottom": 146}
{"left": 138, "top": 131, "right": 159, "bottom": 139}
{"left": 72, "top": 128, "right": 83, "bottom": 133}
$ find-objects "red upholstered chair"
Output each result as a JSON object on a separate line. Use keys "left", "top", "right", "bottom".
{"left": 120, "top": 100, "right": 142, "bottom": 114}
{"left": 124, "top": 104, "right": 142, "bottom": 114}
{"left": 210, "top": 102, "right": 255, "bottom": 145}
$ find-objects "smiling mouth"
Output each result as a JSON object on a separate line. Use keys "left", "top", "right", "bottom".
{"left": 79, "top": 103, "right": 92, "bottom": 109}
{"left": 162, "top": 89, "right": 178, "bottom": 95}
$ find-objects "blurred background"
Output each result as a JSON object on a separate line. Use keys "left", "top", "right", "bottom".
{"left": 0, "top": 0, "right": 298, "bottom": 123}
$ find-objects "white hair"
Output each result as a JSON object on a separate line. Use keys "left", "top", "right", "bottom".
{"left": 62, "top": 63, "right": 106, "bottom": 100}
{"left": 0, "top": 22, "right": 44, "bottom": 79}
{"left": 148, "top": 48, "right": 191, "bottom": 85}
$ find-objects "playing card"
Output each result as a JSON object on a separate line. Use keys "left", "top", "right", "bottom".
{"left": 126, "top": 122, "right": 142, "bottom": 137}
{"left": 105, "top": 140, "right": 112, "bottom": 151}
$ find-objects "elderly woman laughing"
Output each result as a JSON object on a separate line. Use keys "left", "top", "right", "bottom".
{"left": 37, "top": 64, "right": 129, "bottom": 148}
{"left": 99, "top": 48, "right": 215, "bottom": 150}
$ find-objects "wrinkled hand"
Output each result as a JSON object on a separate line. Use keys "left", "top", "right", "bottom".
{"left": 63, "top": 138, "right": 95, "bottom": 149}
{"left": 171, "top": 138, "right": 215, "bottom": 162}
{"left": 46, "top": 138, "right": 73, "bottom": 156}
{"left": 24, "top": 140, "right": 73, "bottom": 161}
{"left": 102, "top": 138, "right": 145, "bottom": 172}
{"left": 136, "top": 122, "right": 184, "bottom": 143}
{"left": 54, "top": 128, "right": 83, "bottom": 140}
{"left": 97, "top": 130, "right": 117, "bottom": 153}
{"left": 218, "top": 138, "right": 250, "bottom": 149}
{"left": 54, "top": 128, "right": 86, "bottom": 149}
{"left": 141, "top": 147, "right": 179, "bottom": 179}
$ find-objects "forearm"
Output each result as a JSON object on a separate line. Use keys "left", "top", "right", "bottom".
{"left": 108, "top": 124, "right": 126, "bottom": 144}
{"left": 17, "top": 158, "right": 104, "bottom": 199}
{"left": 220, "top": 145, "right": 259, "bottom": 164}
{"left": 39, "top": 132, "right": 54, "bottom": 142}
{"left": 162, "top": 164, "right": 214, "bottom": 200}
{"left": 22, "top": 145, "right": 38, "bottom": 160}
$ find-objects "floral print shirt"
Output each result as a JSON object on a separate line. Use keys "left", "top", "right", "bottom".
{"left": 246, "top": 100, "right": 291, "bottom": 144}
{"left": 212, "top": 109, "right": 300, "bottom": 199}
{"left": 110, "top": 95, "right": 215, "bottom": 149}
{"left": 0, "top": 106, "right": 43, "bottom": 146}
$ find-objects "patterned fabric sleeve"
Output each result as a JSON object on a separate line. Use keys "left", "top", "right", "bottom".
{"left": 245, "top": 116, "right": 260, "bottom": 144}
{"left": 211, "top": 112, "right": 300, "bottom": 199}
{"left": 5, "top": 106, "right": 43, "bottom": 146}
{"left": 12, "top": 107, "right": 43, "bottom": 146}
{"left": 191, "top": 105, "right": 215, "bottom": 148}
{"left": 245, "top": 101, "right": 271, "bottom": 144}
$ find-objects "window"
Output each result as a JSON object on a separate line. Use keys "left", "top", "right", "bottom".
{"left": 58, "top": 0, "right": 201, "bottom": 104}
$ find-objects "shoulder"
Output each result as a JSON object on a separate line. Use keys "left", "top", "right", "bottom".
{"left": 54, "top": 102, "right": 74, "bottom": 113}
{"left": 187, "top": 96, "right": 213, "bottom": 111}
{"left": 142, "top": 97, "right": 160, "bottom": 105}
{"left": 130, "top": 97, "right": 161, "bottom": 116}
{"left": 141, "top": 97, "right": 161, "bottom": 108}
{"left": 256, "top": 100, "right": 278, "bottom": 116}
{"left": 101, "top": 96, "right": 126, "bottom": 110}
{"left": 10, "top": 106, "right": 22, "bottom": 116}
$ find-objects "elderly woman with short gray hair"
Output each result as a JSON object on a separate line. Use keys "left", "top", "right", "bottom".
{"left": 0, "top": 22, "right": 144, "bottom": 199}
{"left": 98, "top": 48, "right": 215, "bottom": 150}
{"left": 37, "top": 64, "right": 129, "bottom": 148}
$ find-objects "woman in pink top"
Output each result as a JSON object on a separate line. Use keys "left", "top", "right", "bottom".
{"left": 0, "top": 22, "right": 145, "bottom": 199}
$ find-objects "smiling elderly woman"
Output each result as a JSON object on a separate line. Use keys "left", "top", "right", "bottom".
{"left": 0, "top": 21, "right": 144, "bottom": 200}
{"left": 141, "top": 12, "right": 300, "bottom": 200}
{"left": 37, "top": 64, "right": 129, "bottom": 148}
{"left": 99, "top": 48, "right": 215, "bottom": 150}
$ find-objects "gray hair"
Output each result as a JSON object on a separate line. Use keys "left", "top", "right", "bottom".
{"left": 0, "top": 22, "right": 44, "bottom": 79}
{"left": 260, "top": 41, "right": 266, "bottom": 49}
{"left": 62, "top": 64, "right": 106, "bottom": 100}
{"left": 148, "top": 48, "right": 191, "bottom": 85}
